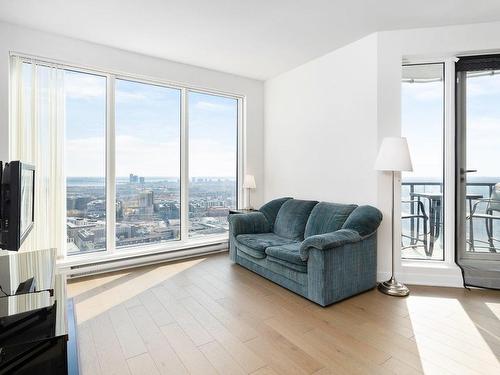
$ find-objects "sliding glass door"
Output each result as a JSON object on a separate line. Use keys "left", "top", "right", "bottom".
{"left": 456, "top": 55, "right": 500, "bottom": 289}
{"left": 457, "top": 60, "right": 500, "bottom": 258}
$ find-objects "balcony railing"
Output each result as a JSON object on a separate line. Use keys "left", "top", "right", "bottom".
{"left": 403, "top": 181, "right": 497, "bottom": 197}
{"left": 401, "top": 180, "right": 499, "bottom": 258}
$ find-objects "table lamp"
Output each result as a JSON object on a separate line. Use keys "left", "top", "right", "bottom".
{"left": 242, "top": 174, "right": 256, "bottom": 209}
{"left": 375, "top": 137, "right": 413, "bottom": 296}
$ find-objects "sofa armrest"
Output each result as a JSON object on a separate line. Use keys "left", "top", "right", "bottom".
{"left": 300, "top": 229, "right": 361, "bottom": 261}
{"left": 228, "top": 212, "right": 271, "bottom": 237}
{"left": 306, "top": 232, "right": 377, "bottom": 306}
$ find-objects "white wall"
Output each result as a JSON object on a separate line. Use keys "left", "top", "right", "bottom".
{"left": 0, "top": 21, "right": 265, "bottom": 205}
{"left": 264, "top": 21, "right": 500, "bottom": 286}
{"left": 264, "top": 34, "right": 379, "bottom": 205}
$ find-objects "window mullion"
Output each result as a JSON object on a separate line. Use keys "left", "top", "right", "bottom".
{"left": 237, "top": 97, "right": 244, "bottom": 209}
{"left": 443, "top": 58, "right": 455, "bottom": 265}
{"left": 180, "top": 88, "right": 189, "bottom": 241}
{"left": 106, "top": 74, "right": 116, "bottom": 253}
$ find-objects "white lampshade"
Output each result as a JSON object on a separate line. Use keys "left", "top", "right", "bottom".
{"left": 242, "top": 174, "right": 256, "bottom": 189}
{"left": 374, "top": 137, "right": 413, "bottom": 172}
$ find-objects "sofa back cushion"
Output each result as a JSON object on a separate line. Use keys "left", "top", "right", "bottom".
{"left": 259, "top": 197, "right": 293, "bottom": 230}
{"left": 341, "top": 205, "right": 383, "bottom": 236}
{"left": 273, "top": 199, "right": 318, "bottom": 240}
{"left": 304, "top": 202, "right": 358, "bottom": 238}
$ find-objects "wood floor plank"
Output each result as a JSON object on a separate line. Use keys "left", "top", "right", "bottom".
{"left": 381, "top": 357, "right": 423, "bottom": 375}
{"left": 108, "top": 304, "right": 148, "bottom": 359}
{"left": 160, "top": 323, "right": 218, "bottom": 375}
{"left": 184, "top": 283, "right": 259, "bottom": 342}
{"left": 151, "top": 284, "right": 214, "bottom": 346}
{"left": 89, "top": 312, "right": 131, "bottom": 375}
{"left": 264, "top": 317, "right": 388, "bottom": 375}
{"left": 76, "top": 321, "right": 103, "bottom": 375}
{"left": 308, "top": 305, "right": 454, "bottom": 374}
{"left": 137, "top": 289, "right": 175, "bottom": 327}
{"left": 250, "top": 367, "right": 281, "bottom": 375}
{"left": 199, "top": 340, "right": 247, "bottom": 375}
{"left": 127, "top": 353, "right": 160, "bottom": 375}
{"left": 127, "top": 305, "right": 188, "bottom": 375}
{"left": 180, "top": 296, "right": 266, "bottom": 373}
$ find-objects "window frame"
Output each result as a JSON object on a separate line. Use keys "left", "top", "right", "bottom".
{"left": 399, "top": 58, "right": 458, "bottom": 270}
{"left": 12, "top": 54, "right": 245, "bottom": 259}
{"left": 400, "top": 62, "right": 446, "bottom": 262}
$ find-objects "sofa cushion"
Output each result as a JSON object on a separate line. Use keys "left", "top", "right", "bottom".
{"left": 273, "top": 199, "right": 318, "bottom": 240}
{"left": 341, "top": 205, "right": 383, "bottom": 236}
{"left": 259, "top": 197, "right": 293, "bottom": 230}
{"left": 304, "top": 202, "right": 358, "bottom": 238}
{"left": 266, "top": 243, "right": 307, "bottom": 273}
{"left": 236, "top": 233, "right": 297, "bottom": 259}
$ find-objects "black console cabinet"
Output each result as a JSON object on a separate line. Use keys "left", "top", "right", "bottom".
{"left": 0, "top": 249, "right": 73, "bottom": 375}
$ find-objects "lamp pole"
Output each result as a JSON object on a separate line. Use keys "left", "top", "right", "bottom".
{"left": 378, "top": 170, "right": 410, "bottom": 296}
{"left": 391, "top": 170, "right": 395, "bottom": 280}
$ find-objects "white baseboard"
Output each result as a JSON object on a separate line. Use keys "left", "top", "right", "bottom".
{"left": 60, "top": 244, "right": 228, "bottom": 279}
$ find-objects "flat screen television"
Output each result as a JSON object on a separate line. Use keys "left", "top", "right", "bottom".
{"left": 0, "top": 161, "right": 35, "bottom": 251}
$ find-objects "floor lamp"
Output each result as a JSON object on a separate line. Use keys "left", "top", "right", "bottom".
{"left": 375, "top": 137, "right": 413, "bottom": 297}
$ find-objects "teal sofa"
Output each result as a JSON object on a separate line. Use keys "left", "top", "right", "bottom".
{"left": 228, "top": 198, "right": 382, "bottom": 306}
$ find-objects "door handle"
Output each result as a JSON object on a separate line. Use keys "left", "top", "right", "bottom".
{"left": 460, "top": 168, "right": 477, "bottom": 174}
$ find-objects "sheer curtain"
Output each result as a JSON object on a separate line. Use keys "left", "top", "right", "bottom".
{"left": 9, "top": 56, "right": 66, "bottom": 258}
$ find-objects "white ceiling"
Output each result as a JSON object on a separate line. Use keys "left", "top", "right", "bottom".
{"left": 2, "top": 0, "right": 500, "bottom": 80}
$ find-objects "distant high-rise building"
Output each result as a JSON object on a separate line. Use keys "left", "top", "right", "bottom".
{"left": 139, "top": 176, "right": 145, "bottom": 184}
{"left": 129, "top": 173, "right": 139, "bottom": 183}
{"left": 139, "top": 191, "right": 154, "bottom": 216}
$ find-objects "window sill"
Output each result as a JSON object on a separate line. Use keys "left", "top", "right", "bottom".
{"left": 58, "top": 235, "right": 229, "bottom": 268}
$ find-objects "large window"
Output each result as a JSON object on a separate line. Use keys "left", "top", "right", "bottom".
{"left": 188, "top": 92, "right": 238, "bottom": 238}
{"left": 401, "top": 63, "right": 445, "bottom": 261}
{"left": 11, "top": 60, "right": 241, "bottom": 257}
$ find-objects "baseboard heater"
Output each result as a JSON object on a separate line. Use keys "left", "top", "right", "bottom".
{"left": 60, "top": 242, "right": 228, "bottom": 279}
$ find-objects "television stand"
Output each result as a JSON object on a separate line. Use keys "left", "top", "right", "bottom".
{"left": 0, "top": 248, "right": 76, "bottom": 374}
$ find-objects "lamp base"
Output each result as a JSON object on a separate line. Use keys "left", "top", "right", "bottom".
{"left": 377, "top": 277, "right": 410, "bottom": 297}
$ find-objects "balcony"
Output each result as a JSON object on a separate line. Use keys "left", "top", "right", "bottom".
{"left": 401, "top": 180, "right": 499, "bottom": 260}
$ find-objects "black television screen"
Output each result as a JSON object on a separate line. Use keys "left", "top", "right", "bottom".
{"left": 0, "top": 161, "right": 35, "bottom": 251}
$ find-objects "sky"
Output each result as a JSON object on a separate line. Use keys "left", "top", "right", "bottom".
{"left": 402, "top": 66, "right": 500, "bottom": 180}
{"left": 64, "top": 70, "right": 237, "bottom": 178}
{"left": 28, "top": 63, "right": 498, "bottom": 181}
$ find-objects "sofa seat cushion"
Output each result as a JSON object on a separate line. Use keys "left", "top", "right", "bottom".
{"left": 236, "top": 233, "right": 297, "bottom": 259}
{"left": 266, "top": 243, "right": 307, "bottom": 273}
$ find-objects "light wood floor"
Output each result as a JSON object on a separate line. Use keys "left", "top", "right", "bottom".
{"left": 68, "top": 253, "right": 500, "bottom": 375}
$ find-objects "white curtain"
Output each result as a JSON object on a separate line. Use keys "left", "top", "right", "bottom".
{"left": 9, "top": 56, "right": 66, "bottom": 258}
